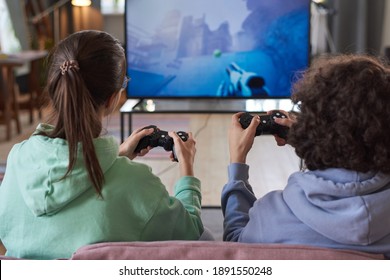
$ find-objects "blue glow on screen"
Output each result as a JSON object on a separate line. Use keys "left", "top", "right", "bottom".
{"left": 125, "top": 0, "right": 310, "bottom": 98}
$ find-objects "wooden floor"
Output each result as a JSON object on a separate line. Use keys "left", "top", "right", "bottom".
{"left": 0, "top": 108, "right": 301, "bottom": 206}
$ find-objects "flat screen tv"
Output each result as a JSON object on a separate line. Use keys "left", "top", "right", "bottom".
{"left": 125, "top": 0, "right": 310, "bottom": 99}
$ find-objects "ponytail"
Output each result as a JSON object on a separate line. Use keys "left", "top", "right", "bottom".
{"left": 55, "top": 60, "right": 104, "bottom": 195}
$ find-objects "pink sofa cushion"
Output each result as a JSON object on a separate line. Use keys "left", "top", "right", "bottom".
{"left": 71, "top": 241, "right": 385, "bottom": 260}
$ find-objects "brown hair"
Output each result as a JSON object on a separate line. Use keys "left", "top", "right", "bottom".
{"left": 288, "top": 54, "right": 390, "bottom": 173}
{"left": 42, "top": 30, "right": 126, "bottom": 196}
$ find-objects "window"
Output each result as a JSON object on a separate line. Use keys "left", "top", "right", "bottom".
{"left": 0, "top": 0, "right": 22, "bottom": 53}
{"left": 101, "top": 0, "right": 125, "bottom": 14}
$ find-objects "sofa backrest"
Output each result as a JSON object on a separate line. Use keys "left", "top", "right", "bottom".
{"left": 71, "top": 241, "right": 385, "bottom": 260}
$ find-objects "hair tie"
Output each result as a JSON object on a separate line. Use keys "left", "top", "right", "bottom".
{"left": 60, "top": 60, "right": 80, "bottom": 75}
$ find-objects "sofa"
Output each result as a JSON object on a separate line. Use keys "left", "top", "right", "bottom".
{"left": 1, "top": 241, "right": 385, "bottom": 260}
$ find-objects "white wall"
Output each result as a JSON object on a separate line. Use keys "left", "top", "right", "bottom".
{"left": 103, "top": 14, "right": 124, "bottom": 44}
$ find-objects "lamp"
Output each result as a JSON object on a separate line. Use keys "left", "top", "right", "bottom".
{"left": 71, "top": 0, "right": 92, "bottom": 7}
{"left": 30, "top": 0, "right": 92, "bottom": 44}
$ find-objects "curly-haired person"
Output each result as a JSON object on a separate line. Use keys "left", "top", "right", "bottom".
{"left": 222, "top": 54, "right": 390, "bottom": 258}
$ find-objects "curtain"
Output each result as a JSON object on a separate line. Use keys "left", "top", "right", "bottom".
{"left": 326, "top": 0, "right": 385, "bottom": 54}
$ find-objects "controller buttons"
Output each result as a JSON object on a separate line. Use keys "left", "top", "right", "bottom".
{"left": 273, "top": 113, "right": 286, "bottom": 119}
{"left": 177, "top": 132, "right": 186, "bottom": 139}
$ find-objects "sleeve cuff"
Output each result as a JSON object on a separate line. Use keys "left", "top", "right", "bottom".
{"left": 228, "top": 163, "right": 249, "bottom": 182}
{"left": 174, "top": 176, "right": 201, "bottom": 195}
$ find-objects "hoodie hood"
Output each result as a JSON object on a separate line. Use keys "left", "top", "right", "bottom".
{"left": 283, "top": 168, "right": 390, "bottom": 246}
{"left": 14, "top": 124, "right": 119, "bottom": 217}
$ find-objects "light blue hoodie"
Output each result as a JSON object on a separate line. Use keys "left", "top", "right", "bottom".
{"left": 0, "top": 124, "right": 203, "bottom": 259}
{"left": 222, "top": 163, "right": 390, "bottom": 258}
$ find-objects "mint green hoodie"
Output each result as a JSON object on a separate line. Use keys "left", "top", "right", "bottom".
{"left": 0, "top": 124, "right": 203, "bottom": 259}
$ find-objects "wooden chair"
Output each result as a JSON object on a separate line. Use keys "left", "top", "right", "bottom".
{"left": 0, "top": 62, "right": 22, "bottom": 141}
{"left": 0, "top": 51, "right": 47, "bottom": 141}
{"left": 16, "top": 56, "right": 46, "bottom": 124}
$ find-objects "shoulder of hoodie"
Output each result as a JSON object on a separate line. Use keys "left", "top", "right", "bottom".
{"left": 6, "top": 139, "right": 30, "bottom": 163}
{"left": 8, "top": 133, "right": 168, "bottom": 195}
{"left": 104, "top": 155, "right": 167, "bottom": 191}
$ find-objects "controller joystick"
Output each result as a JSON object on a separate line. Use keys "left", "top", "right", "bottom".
{"left": 239, "top": 111, "right": 289, "bottom": 139}
{"left": 134, "top": 125, "right": 188, "bottom": 161}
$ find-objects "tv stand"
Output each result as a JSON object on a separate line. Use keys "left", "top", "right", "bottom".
{"left": 119, "top": 98, "right": 294, "bottom": 142}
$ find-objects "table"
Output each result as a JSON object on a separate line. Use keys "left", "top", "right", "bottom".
{"left": 0, "top": 50, "right": 48, "bottom": 140}
{"left": 119, "top": 98, "right": 295, "bottom": 142}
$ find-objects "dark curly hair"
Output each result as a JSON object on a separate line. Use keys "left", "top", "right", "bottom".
{"left": 288, "top": 54, "right": 390, "bottom": 173}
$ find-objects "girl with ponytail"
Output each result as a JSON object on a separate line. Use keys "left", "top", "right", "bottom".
{"left": 0, "top": 30, "right": 204, "bottom": 259}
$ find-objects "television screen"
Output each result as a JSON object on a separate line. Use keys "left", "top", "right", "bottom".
{"left": 125, "top": 0, "right": 310, "bottom": 99}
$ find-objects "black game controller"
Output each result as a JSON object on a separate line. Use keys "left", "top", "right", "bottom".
{"left": 134, "top": 125, "right": 188, "bottom": 161}
{"left": 239, "top": 111, "right": 289, "bottom": 139}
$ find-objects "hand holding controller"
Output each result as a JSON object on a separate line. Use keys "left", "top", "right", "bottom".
{"left": 134, "top": 125, "right": 189, "bottom": 161}
{"left": 239, "top": 111, "right": 289, "bottom": 139}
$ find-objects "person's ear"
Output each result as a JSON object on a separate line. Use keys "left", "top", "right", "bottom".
{"left": 105, "top": 91, "right": 122, "bottom": 115}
